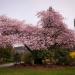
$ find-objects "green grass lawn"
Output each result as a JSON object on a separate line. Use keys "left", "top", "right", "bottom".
{"left": 0, "top": 66, "right": 75, "bottom": 75}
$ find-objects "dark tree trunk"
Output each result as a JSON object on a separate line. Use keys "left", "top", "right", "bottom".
{"left": 24, "top": 44, "right": 32, "bottom": 53}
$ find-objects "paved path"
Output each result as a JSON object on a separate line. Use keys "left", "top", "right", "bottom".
{"left": 0, "top": 63, "right": 14, "bottom": 67}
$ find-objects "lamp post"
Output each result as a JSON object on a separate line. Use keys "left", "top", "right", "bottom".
{"left": 74, "top": 19, "right": 75, "bottom": 27}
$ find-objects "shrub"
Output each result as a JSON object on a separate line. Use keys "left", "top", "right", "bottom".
{"left": 32, "top": 50, "right": 51, "bottom": 64}
{"left": 13, "top": 53, "right": 21, "bottom": 64}
{"left": 50, "top": 48, "right": 71, "bottom": 65}
{"left": 0, "top": 46, "right": 12, "bottom": 63}
{"left": 69, "top": 51, "right": 75, "bottom": 65}
{"left": 23, "top": 52, "right": 32, "bottom": 64}
{"left": 70, "top": 51, "right": 75, "bottom": 59}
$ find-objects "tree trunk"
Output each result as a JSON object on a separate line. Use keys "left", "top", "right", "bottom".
{"left": 24, "top": 44, "right": 32, "bottom": 53}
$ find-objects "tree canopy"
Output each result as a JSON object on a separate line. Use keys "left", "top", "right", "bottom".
{"left": 0, "top": 7, "right": 75, "bottom": 50}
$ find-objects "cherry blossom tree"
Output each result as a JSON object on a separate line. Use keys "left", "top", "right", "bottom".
{"left": 35, "top": 7, "right": 75, "bottom": 64}
{"left": 0, "top": 15, "right": 26, "bottom": 46}
{"left": 0, "top": 7, "right": 75, "bottom": 50}
{"left": 37, "top": 7, "right": 75, "bottom": 49}
{"left": 0, "top": 7, "right": 75, "bottom": 64}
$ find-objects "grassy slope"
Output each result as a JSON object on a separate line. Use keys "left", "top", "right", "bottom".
{"left": 0, "top": 66, "right": 75, "bottom": 75}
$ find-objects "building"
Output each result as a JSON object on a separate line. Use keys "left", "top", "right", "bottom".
{"left": 13, "top": 44, "right": 30, "bottom": 54}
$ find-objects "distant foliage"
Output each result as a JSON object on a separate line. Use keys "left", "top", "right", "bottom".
{"left": 51, "top": 48, "right": 71, "bottom": 65}
{"left": 23, "top": 52, "right": 32, "bottom": 64}
{"left": 0, "top": 45, "right": 12, "bottom": 63}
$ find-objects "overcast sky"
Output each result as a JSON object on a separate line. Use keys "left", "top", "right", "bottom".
{"left": 0, "top": 0, "right": 75, "bottom": 30}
